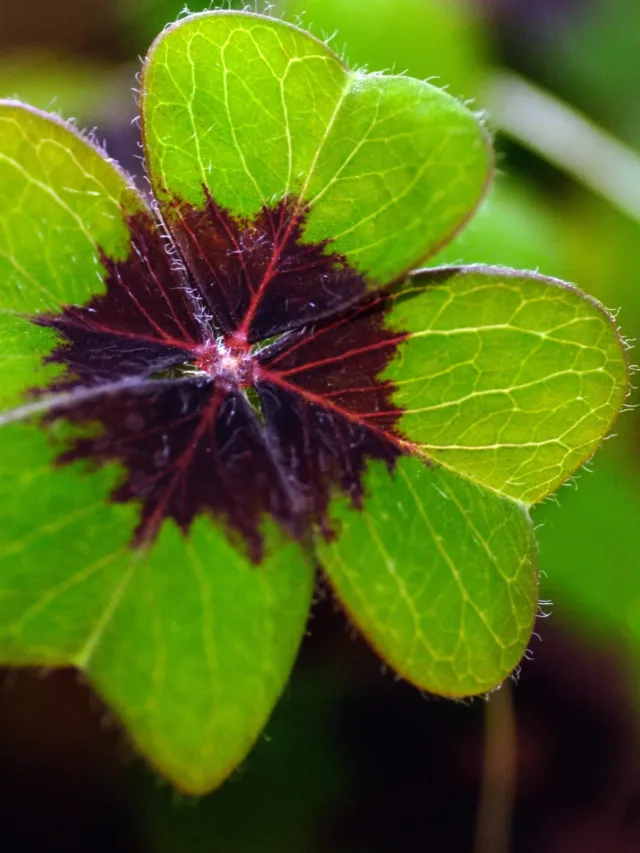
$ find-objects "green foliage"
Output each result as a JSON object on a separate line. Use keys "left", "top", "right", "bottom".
{"left": 539, "top": 0, "right": 640, "bottom": 147}
{"left": 388, "top": 267, "right": 626, "bottom": 504}
{"left": 0, "top": 55, "right": 119, "bottom": 122}
{"left": 0, "top": 11, "right": 627, "bottom": 792}
{"left": 0, "top": 104, "right": 138, "bottom": 408}
{"left": 0, "top": 426, "right": 313, "bottom": 794}
{"left": 535, "top": 448, "right": 640, "bottom": 649}
{"left": 282, "top": 0, "right": 489, "bottom": 99}
{"left": 320, "top": 458, "right": 537, "bottom": 696}
{"left": 141, "top": 11, "right": 491, "bottom": 281}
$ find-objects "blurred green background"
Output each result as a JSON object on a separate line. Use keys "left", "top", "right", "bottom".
{"left": 1, "top": 1, "right": 639, "bottom": 851}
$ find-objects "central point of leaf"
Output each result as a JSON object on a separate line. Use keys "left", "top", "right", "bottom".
{"left": 194, "top": 339, "right": 254, "bottom": 388}
{"left": 33, "top": 199, "right": 405, "bottom": 558}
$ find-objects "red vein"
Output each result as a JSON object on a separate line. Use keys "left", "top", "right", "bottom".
{"left": 259, "top": 368, "right": 413, "bottom": 456}
{"left": 137, "top": 387, "right": 222, "bottom": 545}
{"left": 61, "top": 314, "right": 200, "bottom": 354}
{"left": 265, "top": 290, "right": 391, "bottom": 368}
{"left": 275, "top": 334, "right": 407, "bottom": 378}
{"left": 234, "top": 207, "right": 306, "bottom": 342}
{"left": 359, "top": 409, "right": 407, "bottom": 420}
{"left": 322, "top": 384, "right": 387, "bottom": 398}
{"left": 112, "top": 263, "right": 186, "bottom": 347}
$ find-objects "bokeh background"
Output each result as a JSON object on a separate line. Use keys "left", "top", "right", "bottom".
{"left": 1, "top": 1, "right": 640, "bottom": 850}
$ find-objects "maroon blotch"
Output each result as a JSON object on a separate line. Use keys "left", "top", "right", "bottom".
{"left": 33, "top": 194, "right": 413, "bottom": 561}
{"left": 163, "top": 190, "right": 370, "bottom": 343}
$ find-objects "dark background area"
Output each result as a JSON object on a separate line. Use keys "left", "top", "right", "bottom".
{"left": 1, "top": 1, "right": 640, "bottom": 850}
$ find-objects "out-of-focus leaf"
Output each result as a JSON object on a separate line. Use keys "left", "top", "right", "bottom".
{"left": 563, "top": 195, "right": 640, "bottom": 334}
{"left": 535, "top": 448, "right": 640, "bottom": 647}
{"left": 282, "top": 0, "right": 489, "bottom": 99}
{"left": 433, "top": 178, "right": 572, "bottom": 280}
{"left": 0, "top": 54, "right": 126, "bottom": 123}
{"left": 538, "top": 0, "right": 640, "bottom": 147}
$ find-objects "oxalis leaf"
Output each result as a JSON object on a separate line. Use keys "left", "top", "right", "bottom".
{"left": 0, "top": 11, "right": 628, "bottom": 793}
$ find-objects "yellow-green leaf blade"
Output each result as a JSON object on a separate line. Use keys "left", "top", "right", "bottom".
{"left": 387, "top": 266, "right": 628, "bottom": 504}
{"left": 320, "top": 457, "right": 538, "bottom": 696}
{"left": 85, "top": 519, "right": 313, "bottom": 795}
{"left": 0, "top": 101, "right": 140, "bottom": 311}
{"left": 0, "top": 422, "right": 314, "bottom": 794}
{"left": 141, "top": 11, "right": 491, "bottom": 287}
{"left": 0, "top": 101, "right": 142, "bottom": 410}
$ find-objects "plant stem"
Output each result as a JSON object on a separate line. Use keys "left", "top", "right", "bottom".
{"left": 472, "top": 681, "right": 517, "bottom": 853}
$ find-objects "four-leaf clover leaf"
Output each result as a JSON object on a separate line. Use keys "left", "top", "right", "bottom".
{"left": 0, "top": 11, "right": 627, "bottom": 793}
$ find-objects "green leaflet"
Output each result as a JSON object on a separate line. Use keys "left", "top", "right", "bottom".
{"left": 0, "top": 103, "right": 137, "bottom": 314}
{"left": 0, "top": 420, "right": 314, "bottom": 794}
{"left": 0, "top": 103, "right": 140, "bottom": 410}
{"left": 320, "top": 457, "right": 538, "bottom": 696}
{"left": 141, "top": 11, "right": 491, "bottom": 284}
{"left": 386, "top": 266, "right": 627, "bottom": 504}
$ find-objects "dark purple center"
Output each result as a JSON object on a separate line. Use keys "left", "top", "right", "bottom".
{"left": 33, "top": 194, "right": 410, "bottom": 562}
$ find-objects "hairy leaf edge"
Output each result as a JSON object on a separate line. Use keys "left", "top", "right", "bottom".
{"left": 318, "top": 472, "right": 539, "bottom": 698}
{"left": 405, "top": 263, "right": 631, "bottom": 506}
{"left": 138, "top": 9, "right": 495, "bottom": 279}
